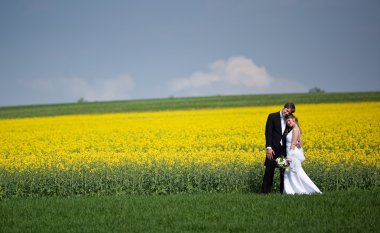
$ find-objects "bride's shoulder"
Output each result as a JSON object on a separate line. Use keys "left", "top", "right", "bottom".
{"left": 293, "top": 127, "right": 301, "bottom": 134}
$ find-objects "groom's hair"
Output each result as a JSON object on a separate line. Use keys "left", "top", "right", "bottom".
{"left": 284, "top": 102, "right": 295, "bottom": 113}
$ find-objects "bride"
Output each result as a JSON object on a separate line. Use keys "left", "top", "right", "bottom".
{"left": 283, "top": 114, "right": 322, "bottom": 194}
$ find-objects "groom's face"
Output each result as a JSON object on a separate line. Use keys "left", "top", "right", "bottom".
{"left": 282, "top": 108, "right": 292, "bottom": 117}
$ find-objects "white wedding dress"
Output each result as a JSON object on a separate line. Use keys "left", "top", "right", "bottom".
{"left": 283, "top": 129, "right": 322, "bottom": 195}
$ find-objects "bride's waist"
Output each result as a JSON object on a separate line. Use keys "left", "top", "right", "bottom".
{"left": 286, "top": 147, "right": 303, "bottom": 153}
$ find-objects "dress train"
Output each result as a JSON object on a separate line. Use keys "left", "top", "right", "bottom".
{"left": 284, "top": 143, "right": 322, "bottom": 194}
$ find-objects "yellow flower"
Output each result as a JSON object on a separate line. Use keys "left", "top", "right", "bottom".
{"left": 0, "top": 102, "right": 379, "bottom": 173}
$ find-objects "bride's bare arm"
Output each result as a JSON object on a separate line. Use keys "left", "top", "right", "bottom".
{"left": 291, "top": 128, "right": 300, "bottom": 150}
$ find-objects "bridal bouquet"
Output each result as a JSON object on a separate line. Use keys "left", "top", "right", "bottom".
{"left": 276, "top": 156, "right": 289, "bottom": 169}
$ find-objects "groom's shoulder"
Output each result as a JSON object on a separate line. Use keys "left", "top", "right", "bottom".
{"left": 268, "top": 112, "right": 279, "bottom": 118}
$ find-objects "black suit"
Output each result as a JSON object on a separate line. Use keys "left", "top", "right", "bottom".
{"left": 261, "top": 111, "right": 290, "bottom": 193}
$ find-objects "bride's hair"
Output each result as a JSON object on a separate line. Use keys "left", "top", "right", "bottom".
{"left": 286, "top": 114, "right": 302, "bottom": 134}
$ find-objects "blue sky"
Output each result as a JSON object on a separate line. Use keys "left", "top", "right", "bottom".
{"left": 0, "top": 0, "right": 379, "bottom": 106}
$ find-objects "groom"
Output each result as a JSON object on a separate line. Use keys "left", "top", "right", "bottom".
{"left": 261, "top": 102, "right": 295, "bottom": 194}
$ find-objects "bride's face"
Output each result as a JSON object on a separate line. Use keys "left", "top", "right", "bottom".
{"left": 286, "top": 118, "right": 296, "bottom": 127}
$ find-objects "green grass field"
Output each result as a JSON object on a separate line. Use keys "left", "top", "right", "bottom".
{"left": 1, "top": 189, "right": 379, "bottom": 233}
{"left": 1, "top": 91, "right": 379, "bottom": 118}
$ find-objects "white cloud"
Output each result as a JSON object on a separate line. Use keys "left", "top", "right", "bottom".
{"left": 168, "top": 56, "right": 272, "bottom": 92}
{"left": 29, "top": 74, "right": 135, "bottom": 102}
{"left": 169, "top": 72, "right": 221, "bottom": 91}
{"left": 168, "top": 56, "right": 307, "bottom": 96}
{"left": 214, "top": 57, "right": 272, "bottom": 88}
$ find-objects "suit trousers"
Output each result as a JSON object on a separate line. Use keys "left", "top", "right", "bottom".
{"left": 261, "top": 158, "right": 285, "bottom": 194}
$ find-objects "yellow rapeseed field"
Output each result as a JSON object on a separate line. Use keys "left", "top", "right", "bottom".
{"left": 1, "top": 102, "right": 379, "bottom": 173}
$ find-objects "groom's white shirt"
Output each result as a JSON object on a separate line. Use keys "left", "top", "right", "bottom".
{"left": 280, "top": 111, "right": 286, "bottom": 134}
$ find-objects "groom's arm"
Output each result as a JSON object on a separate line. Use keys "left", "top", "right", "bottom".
{"left": 265, "top": 114, "right": 274, "bottom": 159}
{"left": 265, "top": 114, "right": 273, "bottom": 148}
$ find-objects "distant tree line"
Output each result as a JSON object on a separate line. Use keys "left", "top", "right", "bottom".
{"left": 309, "top": 87, "right": 325, "bottom": 93}
{"left": 77, "top": 97, "right": 88, "bottom": 103}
